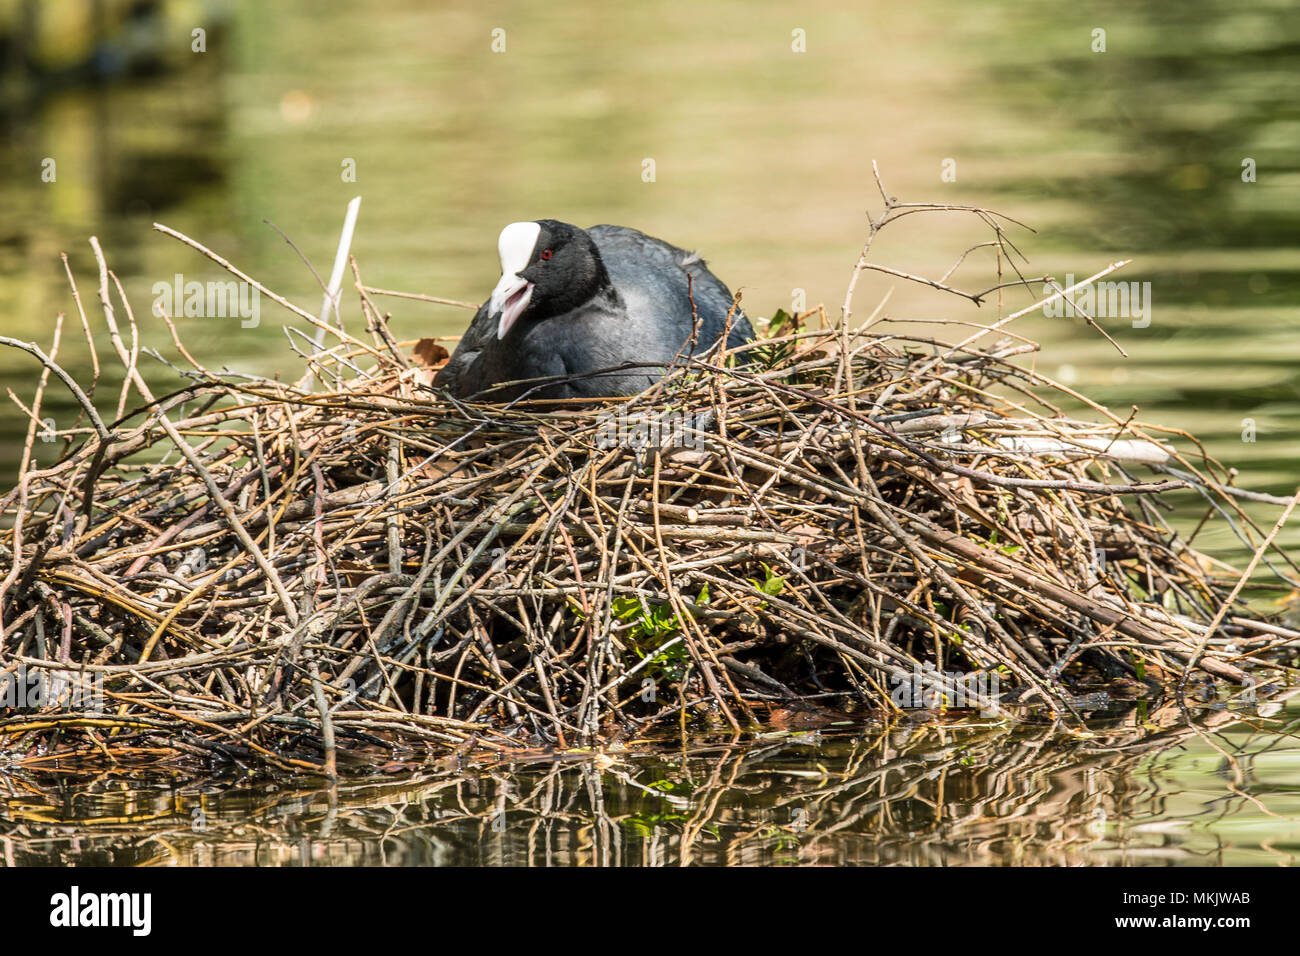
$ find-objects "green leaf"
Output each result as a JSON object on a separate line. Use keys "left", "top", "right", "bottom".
{"left": 758, "top": 562, "right": 784, "bottom": 596}
{"left": 1128, "top": 648, "right": 1146, "bottom": 680}
{"left": 612, "top": 596, "right": 643, "bottom": 621}
{"left": 766, "top": 309, "right": 794, "bottom": 338}
{"left": 651, "top": 603, "right": 678, "bottom": 632}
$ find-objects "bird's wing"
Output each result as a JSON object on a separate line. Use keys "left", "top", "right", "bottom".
{"left": 588, "top": 225, "right": 754, "bottom": 350}
{"left": 431, "top": 301, "right": 496, "bottom": 396}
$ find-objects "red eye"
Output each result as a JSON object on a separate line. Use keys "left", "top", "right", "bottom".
{"left": 541, "top": 249, "right": 553, "bottom": 260}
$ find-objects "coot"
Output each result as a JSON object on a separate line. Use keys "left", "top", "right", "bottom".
{"left": 433, "top": 220, "right": 753, "bottom": 400}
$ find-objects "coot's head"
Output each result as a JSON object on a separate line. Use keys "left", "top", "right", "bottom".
{"left": 488, "top": 219, "right": 609, "bottom": 339}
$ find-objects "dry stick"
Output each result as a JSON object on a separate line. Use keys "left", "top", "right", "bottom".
{"left": 836, "top": 162, "right": 889, "bottom": 397}
{"left": 933, "top": 261, "right": 1132, "bottom": 367}
{"left": 843, "top": 168, "right": 1128, "bottom": 383}
{"left": 579, "top": 466, "right": 640, "bottom": 736}
{"left": 1042, "top": 276, "right": 1127, "bottom": 357}
{"left": 0, "top": 336, "right": 111, "bottom": 441}
{"left": 351, "top": 259, "right": 409, "bottom": 368}
{"left": 110, "top": 270, "right": 142, "bottom": 423}
{"left": 59, "top": 254, "right": 100, "bottom": 382}
{"left": 842, "top": 162, "right": 1032, "bottom": 333}
{"left": 109, "top": 692, "right": 323, "bottom": 773}
{"left": 1179, "top": 487, "right": 1300, "bottom": 689}
{"left": 683, "top": 364, "right": 1184, "bottom": 496}
{"left": 151, "top": 222, "right": 379, "bottom": 361}
{"left": 88, "top": 237, "right": 300, "bottom": 629}
{"left": 308, "top": 658, "right": 338, "bottom": 779}
{"left": 854, "top": 262, "right": 984, "bottom": 306}
{"left": 360, "top": 286, "right": 479, "bottom": 309}
{"left": 841, "top": 160, "right": 892, "bottom": 324}
{"left": 650, "top": 452, "right": 743, "bottom": 730}
{"left": 0, "top": 319, "right": 69, "bottom": 642}
{"left": 914, "top": 518, "right": 1248, "bottom": 683}
{"left": 857, "top": 469, "right": 1058, "bottom": 702}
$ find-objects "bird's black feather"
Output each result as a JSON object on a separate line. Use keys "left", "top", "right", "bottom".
{"left": 434, "top": 221, "right": 753, "bottom": 401}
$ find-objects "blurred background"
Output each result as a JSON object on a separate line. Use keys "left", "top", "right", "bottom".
{"left": 1, "top": 0, "right": 1298, "bottom": 559}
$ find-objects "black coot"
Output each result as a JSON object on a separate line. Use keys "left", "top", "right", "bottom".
{"left": 433, "top": 220, "right": 753, "bottom": 400}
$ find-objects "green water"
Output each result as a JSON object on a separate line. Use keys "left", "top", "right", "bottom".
{"left": 4, "top": 694, "right": 1298, "bottom": 866}
{"left": 1, "top": 0, "right": 1299, "bottom": 865}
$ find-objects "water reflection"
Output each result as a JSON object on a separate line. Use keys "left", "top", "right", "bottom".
{"left": 3, "top": 694, "right": 1298, "bottom": 866}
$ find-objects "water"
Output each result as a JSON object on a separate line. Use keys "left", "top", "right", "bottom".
{"left": 1, "top": 0, "right": 1299, "bottom": 865}
{"left": 4, "top": 693, "right": 1298, "bottom": 866}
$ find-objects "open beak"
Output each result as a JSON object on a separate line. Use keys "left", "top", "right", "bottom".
{"left": 489, "top": 273, "right": 534, "bottom": 340}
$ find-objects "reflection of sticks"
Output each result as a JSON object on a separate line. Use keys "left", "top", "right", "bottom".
{"left": 9, "top": 691, "right": 1288, "bottom": 865}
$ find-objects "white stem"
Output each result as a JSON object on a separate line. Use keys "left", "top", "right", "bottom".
{"left": 312, "top": 196, "right": 362, "bottom": 351}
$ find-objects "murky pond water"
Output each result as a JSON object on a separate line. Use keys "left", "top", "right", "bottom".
{"left": 4, "top": 693, "right": 1299, "bottom": 866}
{"left": 1, "top": 0, "right": 1299, "bottom": 864}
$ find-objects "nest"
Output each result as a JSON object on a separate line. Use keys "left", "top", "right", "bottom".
{"left": 2, "top": 189, "right": 1297, "bottom": 774}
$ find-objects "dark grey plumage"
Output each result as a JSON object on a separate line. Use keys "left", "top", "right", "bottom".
{"left": 434, "top": 220, "right": 753, "bottom": 401}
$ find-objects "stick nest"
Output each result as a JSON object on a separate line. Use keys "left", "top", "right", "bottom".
{"left": 2, "top": 207, "right": 1296, "bottom": 774}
